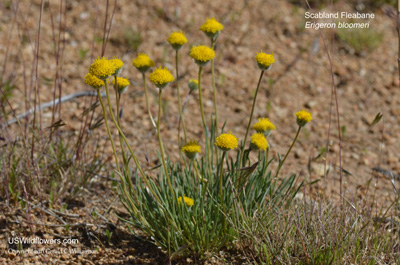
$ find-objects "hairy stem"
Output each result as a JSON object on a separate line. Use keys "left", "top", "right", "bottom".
{"left": 97, "top": 89, "right": 120, "bottom": 172}
{"left": 175, "top": 50, "right": 187, "bottom": 143}
{"left": 114, "top": 76, "right": 127, "bottom": 164}
{"left": 157, "top": 88, "right": 174, "bottom": 196}
{"left": 143, "top": 72, "right": 156, "bottom": 128}
{"left": 218, "top": 151, "right": 227, "bottom": 234}
{"left": 238, "top": 70, "right": 265, "bottom": 169}
{"left": 197, "top": 66, "right": 206, "bottom": 129}
{"left": 211, "top": 38, "right": 220, "bottom": 165}
{"left": 275, "top": 126, "right": 301, "bottom": 178}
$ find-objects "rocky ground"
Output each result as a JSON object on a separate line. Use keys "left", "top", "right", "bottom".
{"left": 1, "top": 0, "right": 399, "bottom": 263}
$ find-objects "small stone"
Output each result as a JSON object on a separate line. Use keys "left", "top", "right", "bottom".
{"left": 311, "top": 163, "right": 330, "bottom": 177}
{"left": 305, "top": 101, "right": 317, "bottom": 108}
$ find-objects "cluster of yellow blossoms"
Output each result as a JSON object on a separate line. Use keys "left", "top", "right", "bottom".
{"left": 178, "top": 196, "right": 194, "bottom": 207}
{"left": 250, "top": 133, "right": 268, "bottom": 151}
{"left": 215, "top": 132, "right": 239, "bottom": 152}
{"left": 167, "top": 31, "right": 188, "bottom": 50}
{"left": 132, "top": 53, "right": 155, "bottom": 73}
{"left": 255, "top": 51, "right": 275, "bottom": 70}
{"left": 85, "top": 57, "right": 130, "bottom": 93}
{"left": 296, "top": 110, "right": 313, "bottom": 127}
{"left": 149, "top": 67, "right": 175, "bottom": 89}
{"left": 181, "top": 140, "right": 201, "bottom": 160}
{"left": 190, "top": 45, "right": 215, "bottom": 66}
{"left": 200, "top": 17, "right": 224, "bottom": 39}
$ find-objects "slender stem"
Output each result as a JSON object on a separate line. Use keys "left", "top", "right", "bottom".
{"left": 197, "top": 66, "right": 206, "bottom": 129}
{"left": 157, "top": 88, "right": 174, "bottom": 195}
{"left": 211, "top": 39, "right": 218, "bottom": 132}
{"left": 103, "top": 84, "right": 161, "bottom": 203}
{"left": 96, "top": 89, "right": 120, "bottom": 172}
{"left": 211, "top": 38, "right": 220, "bottom": 166}
{"left": 175, "top": 50, "right": 187, "bottom": 143}
{"left": 218, "top": 151, "right": 227, "bottom": 233}
{"left": 262, "top": 147, "right": 269, "bottom": 179}
{"left": 114, "top": 76, "right": 127, "bottom": 164}
{"left": 142, "top": 72, "right": 156, "bottom": 128}
{"left": 195, "top": 160, "right": 209, "bottom": 199}
{"left": 193, "top": 160, "right": 207, "bottom": 184}
{"left": 275, "top": 126, "right": 301, "bottom": 178}
{"left": 238, "top": 70, "right": 265, "bottom": 170}
{"left": 197, "top": 65, "right": 213, "bottom": 175}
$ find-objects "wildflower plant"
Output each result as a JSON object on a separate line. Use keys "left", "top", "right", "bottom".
{"left": 87, "top": 18, "right": 308, "bottom": 259}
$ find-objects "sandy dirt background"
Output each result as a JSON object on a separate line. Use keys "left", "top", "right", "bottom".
{"left": 1, "top": 0, "right": 399, "bottom": 263}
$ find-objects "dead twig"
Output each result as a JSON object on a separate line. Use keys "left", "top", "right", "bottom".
{"left": 5, "top": 91, "right": 106, "bottom": 126}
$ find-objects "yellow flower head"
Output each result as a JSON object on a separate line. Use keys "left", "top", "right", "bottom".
{"left": 85, "top": 73, "right": 105, "bottom": 90}
{"left": 255, "top": 51, "right": 275, "bottom": 70}
{"left": 296, "top": 110, "right": 313, "bottom": 127}
{"left": 167, "top": 31, "right": 188, "bottom": 50}
{"left": 112, "top": 76, "right": 130, "bottom": 94}
{"left": 178, "top": 196, "right": 194, "bottom": 207}
{"left": 250, "top": 133, "right": 268, "bottom": 151}
{"left": 190, "top": 45, "right": 215, "bottom": 66}
{"left": 89, "top": 57, "right": 116, "bottom": 80}
{"left": 149, "top": 67, "right": 175, "bottom": 89}
{"left": 188, "top": 79, "right": 199, "bottom": 92}
{"left": 181, "top": 140, "right": 201, "bottom": 159}
{"left": 215, "top": 132, "right": 238, "bottom": 152}
{"left": 200, "top": 17, "right": 224, "bottom": 39}
{"left": 110, "top": 57, "right": 124, "bottom": 76}
{"left": 253, "top": 118, "right": 276, "bottom": 136}
{"left": 132, "top": 53, "right": 155, "bottom": 73}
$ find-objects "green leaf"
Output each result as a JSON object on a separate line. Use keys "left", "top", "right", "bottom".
{"left": 368, "top": 112, "right": 383, "bottom": 130}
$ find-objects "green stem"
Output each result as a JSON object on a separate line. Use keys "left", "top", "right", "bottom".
{"left": 238, "top": 70, "right": 265, "bottom": 170}
{"left": 157, "top": 88, "right": 174, "bottom": 195}
{"left": 193, "top": 159, "right": 208, "bottom": 184}
{"left": 176, "top": 50, "right": 187, "bottom": 143}
{"left": 275, "top": 126, "right": 301, "bottom": 178}
{"left": 211, "top": 39, "right": 220, "bottom": 166}
{"left": 104, "top": 83, "right": 161, "bottom": 203}
{"left": 218, "top": 151, "right": 227, "bottom": 234}
{"left": 262, "top": 147, "right": 269, "bottom": 179}
{"left": 143, "top": 72, "right": 156, "bottom": 128}
{"left": 114, "top": 76, "right": 127, "bottom": 165}
{"left": 197, "top": 66, "right": 206, "bottom": 129}
{"left": 197, "top": 65, "right": 213, "bottom": 176}
{"left": 96, "top": 89, "right": 120, "bottom": 172}
{"left": 211, "top": 39, "right": 218, "bottom": 133}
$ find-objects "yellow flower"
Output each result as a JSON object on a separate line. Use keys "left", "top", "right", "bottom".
{"left": 215, "top": 132, "right": 238, "bottom": 152}
{"left": 112, "top": 76, "right": 130, "bottom": 94}
{"left": 295, "top": 110, "right": 313, "bottom": 127}
{"left": 255, "top": 51, "right": 275, "bottom": 70}
{"left": 253, "top": 118, "right": 276, "bottom": 136}
{"left": 188, "top": 79, "right": 199, "bottom": 92}
{"left": 89, "top": 57, "right": 116, "bottom": 80}
{"left": 250, "top": 133, "right": 268, "bottom": 151}
{"left": 167, "top": 31, "right": 188, "bottom": 50}
{"left": 178, "top": 196, "right": 194, "bottom": 207}
{"left": 85, "top": 73, "right": 105, "bottom": 90}
{"left": 181, "top": 140, "right": 201, "bottom": 159}
{"left": 190, "top": 45, "right": 215, "bottom": 66}
{"left": 149, "top": 67, "right": 175, "bottom": 89}
{"left": 200, "top": 17, "right": 224, "bottom": 39}
{"left": 110, "top": 57, "right": 124, "bottom": 76}
{"left": 132, "top": 53, "right": 155, "bottom": 73}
